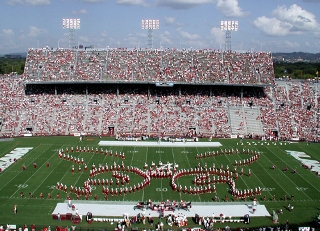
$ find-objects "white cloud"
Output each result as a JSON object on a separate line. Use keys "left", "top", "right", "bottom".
{"left": 283, "top": 40, "right": 300, "bottom": 49}
{"left": 210, "top": 27, "right": 225, "bottom": 45}
{"left": 7, "top": 0, "right": 50, "bottom": 5}
{"left": 272, "top": 4, "right": 319, "bottom": 32}
{"left": 159, "top": 31, "right": 173, "bottom": 46}
{"left": 253, "top": 4, "right": 320, "bottom": 36}
{"left": 72, "top": 9, "right": 88, "bottom": 15}
{"left": 156, "top": 0, "right": 214, "bottom": 9}
{"left": 82, "top": 0, "right": 104, "bottom": 3}
{"left": 164, "top": 17, "right": 175, "bottom": 26}
{"left": 100, "top": 31, "right": 108, "bottom": 38}
{"left": 178, "top": 28, "right": 200, "bottom": 40}
{"left": 215, "top": 0, "right": 249, "bottom": 17}
{"left": 116, "top": 0, "right": 148, "bottom": 6}
{"left": 253, "top": 16, "right": 293, "bottom": 36}
{"left": 2, "top": 29, "right": 15, "bottom": 36}
{"left": 79, "top": 36, "right": 90, "bottom": 43}
{"left": 27, "top": 26, "right": 47, "bottom": 38}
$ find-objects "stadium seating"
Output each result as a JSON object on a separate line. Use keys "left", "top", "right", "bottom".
{"left": 23, "top": 48, "right": 275, "bottom": 85}
{"left": 0, "top": 48, "right": 319, "bottom": 142}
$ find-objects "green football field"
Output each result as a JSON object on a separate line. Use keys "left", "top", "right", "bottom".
{"left": 0, "top": 136, "right": 319, "bottom": 230}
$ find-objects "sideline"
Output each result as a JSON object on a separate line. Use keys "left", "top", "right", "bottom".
{"left": 98, "top": 141, "right": 222, "bottom": 148}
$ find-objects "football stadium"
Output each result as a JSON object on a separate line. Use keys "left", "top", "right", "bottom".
{"left": 0, "top": 48, "right": 320, "bottom": 231}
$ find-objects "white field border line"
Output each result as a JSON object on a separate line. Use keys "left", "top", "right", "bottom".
{"left": 10, "top": 144, "right": 53, "bottom": 198}
{"left": 265, "top": 146, "right": 314, "bottom": 199}
{"left": 98, "top": 141, "right": 222, "bottom": 147}
{"left": 272, "top": 146, "right": 320, "bottom": 195}
{"left": 262, "top": 147, "right": 306, "bottom": 200}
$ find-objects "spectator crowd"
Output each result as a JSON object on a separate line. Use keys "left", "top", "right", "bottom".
{"left": 0, "top": 48, "right": 319, "bottom": 142}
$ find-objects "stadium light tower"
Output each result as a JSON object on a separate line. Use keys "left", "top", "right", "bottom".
{"left": 63, "top": 18, "right": 80, "bottom": 49}
{"left": 142, "top": 19, "right": 159, "bottom": 49}
{"left": 220, "top": 20, "right": 238, "bottom": 51}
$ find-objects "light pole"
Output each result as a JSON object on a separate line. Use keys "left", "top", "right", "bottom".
{"left": 220, "top": 20, "right": 238, "bottom": 51}
{"left": 142, "top": 19, "right": 159, "bottom": 49}
{"left": 62, "top": 18, "right": 80, "bottom": 49}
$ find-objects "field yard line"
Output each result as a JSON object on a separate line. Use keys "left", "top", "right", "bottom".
{"left": 159, "top": 146, "right": 164, "bottom": 202}
{"left": 194, "top": 147, "right": 204, "bottom": 201}
{"left": 267, "top": 146, "right": 320, "bottom": 195}
{"left": 223, "top": 149, "right": 252, "bottom": 191}
{"left": 141, "top": 146, "right": 146, "bottom": 202}
{"left": 0, "top": 145, "right": 35, "bottom": 191}
{"left": 72, "top": 149, "right": 97, "bottom": 191}
{"left": 48, "top": 206, "right": 55, "bottom": 215}
{"left": 170, "top": 147, "right": 181, "bottom": 202}
{"left": 264, "top": 146, "right": 314, "bottom": 199}
{"left": 262, "top": 147, "right": 312, "bottom": 200}
{"left": 31, "top": 145, "right": 64, "bottom": 196}
{"left": 295, "top": 146, "right": 320, "bottom": 193}
{"left": 122, "top": 145, "right": 138, "bottom": 201}
{"left": 9, "top": 144, "right": 54, "bottom": 198}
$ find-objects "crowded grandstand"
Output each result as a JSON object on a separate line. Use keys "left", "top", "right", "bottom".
{"left": 0, "top": 47, "right": 319, "bottom": 142}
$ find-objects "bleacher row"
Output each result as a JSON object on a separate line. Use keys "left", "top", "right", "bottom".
{"left": 0, "top": 73, "right": 319, "bottom": 142}
{"left": 23, "top": 48, "right": 274, "bottom": 84}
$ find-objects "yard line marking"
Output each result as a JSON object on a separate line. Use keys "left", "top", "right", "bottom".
{"left": 265, "top": 146, "right": 318, "bottom": 196}
{"left": 283, "top": 147, "right": 320, "bottom": 194}
{"left": 171, "top": 146, "right": 181, "bottom": 202}
{"left": 31, "top": 144, "right": 63, "bottom": 195}
{"left": 263, "top": 147, "right": 312, "bottom": 200}
{"left": 71, "top": 148, "right": 96, "bottom": 193}
{"left": 141, "top": 146, "right": 146, "bottom": 202}
{"left": 194, "top": 147, "right": 204, "bottom": 201}
{"left": 10, "top": 144, "right": 55, "bottom": 198}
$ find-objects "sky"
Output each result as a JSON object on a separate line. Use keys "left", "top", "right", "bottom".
{"left": 0, "top": 0, "right": 320, "bottom": 54}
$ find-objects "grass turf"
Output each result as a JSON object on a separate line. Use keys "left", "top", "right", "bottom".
{"left": 0, "top": 136, "right": 319, "bottom": 230}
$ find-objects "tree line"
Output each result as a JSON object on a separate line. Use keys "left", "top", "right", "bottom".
{"left": 0, "top": 57, "right": 319, "bottom": 80}
{"left": 274, "top": 61, "right": 320, "bottom": 79}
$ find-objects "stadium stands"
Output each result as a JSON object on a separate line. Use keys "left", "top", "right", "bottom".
{"left": 0, "top": 48, "right": 319, "bottom": 142}
{"left": 23, "top": 48, "right": 275, "bottom": 84}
